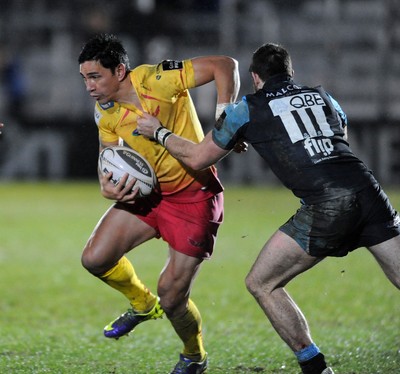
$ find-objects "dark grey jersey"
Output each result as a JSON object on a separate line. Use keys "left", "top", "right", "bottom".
{"left": 212, "top": 74, "right": 376, "bottom": 203}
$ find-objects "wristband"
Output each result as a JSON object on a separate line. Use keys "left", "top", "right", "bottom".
{"left": 154, "top": 126, "right": 173, "bottom": 147}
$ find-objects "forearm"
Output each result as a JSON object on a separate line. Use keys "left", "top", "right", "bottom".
{"left": 213, "top": 57, "right": 240, "bottom": 104}
{"left": 213, "top": 57, "right": 240, "bottom": 119}
{"left": 137, "top": 113, "right": 230, "bottom": 170}
{"left": 191, "top": 56, "right": 240, "bottom": 118}
{"left": 153, "top": 126, "right": 209, "bottom": 170}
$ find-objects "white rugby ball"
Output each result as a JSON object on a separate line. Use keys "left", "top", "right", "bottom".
{"left": 98, "top": 146, "right": 156, "bottom": 197}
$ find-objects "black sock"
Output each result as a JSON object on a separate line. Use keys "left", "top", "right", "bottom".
{"left": 299, "top": 352, "right": 327, "bottom": 374}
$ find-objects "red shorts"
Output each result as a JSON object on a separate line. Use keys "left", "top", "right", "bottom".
{"left": 128, "top": 192, "right": 224, "bottom": 259}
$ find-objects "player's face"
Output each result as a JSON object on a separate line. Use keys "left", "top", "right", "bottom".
{"left": 80, "top": 60, "right": 120, "bottom": 104}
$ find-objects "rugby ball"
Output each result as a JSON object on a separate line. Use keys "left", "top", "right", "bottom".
{"left": 98, "top": 146, "right": 156, "bottom": 197}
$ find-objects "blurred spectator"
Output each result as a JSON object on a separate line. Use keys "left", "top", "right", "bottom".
{"left": 0, "top": 45, "right": 27, "bottom": 121}
{"left": 157, "top": 0, "right": 219, "bottom": 12}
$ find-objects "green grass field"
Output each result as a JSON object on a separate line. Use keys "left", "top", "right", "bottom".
{"left": 0, "top": 183, "right": 399, "bottom": 373}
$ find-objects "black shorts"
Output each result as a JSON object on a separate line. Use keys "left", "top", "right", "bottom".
{"left": 280, "top": 184, "right": 400, "bottom": 257}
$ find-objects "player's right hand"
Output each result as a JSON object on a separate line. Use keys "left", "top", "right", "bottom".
{"left": 100, "top": 172, "right": 139, "bottom": 203}
{"left": 233, "top": 140, "right": 248, "bottom": 153}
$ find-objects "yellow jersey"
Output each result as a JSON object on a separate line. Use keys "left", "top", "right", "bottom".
{"left": 94, "top": 59, "right": 222, "bottom": 201}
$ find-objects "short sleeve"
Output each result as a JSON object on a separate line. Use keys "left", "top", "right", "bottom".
{"left": 212, "top": 99, "right": 250, "bottom": 150}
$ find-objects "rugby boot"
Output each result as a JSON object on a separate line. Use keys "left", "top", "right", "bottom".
{"left": 103, "top": 297, "right": 163, "bottom": 339}
{"left": 170, "top": 353, "right": 208, "bottom": 374}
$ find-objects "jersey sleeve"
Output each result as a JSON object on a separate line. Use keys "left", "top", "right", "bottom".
{"left": 177, "top": 59, "right": 196, "bottom": 89}
{"left": 160, "top": 59, "right": 196, "bottom": 94}
{"left": 133, "top": 59, "right": 196, "bottom": 102}
{"left": 326, "top": 92, "right": 348, "bottom": 128}
{"left": 212, "top": 99, "right": 250, "bottom": 150}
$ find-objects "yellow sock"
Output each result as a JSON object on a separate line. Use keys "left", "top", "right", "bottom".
{"left": 168, "top": 299, "right": 206, "bottom": 361}
{"left": 99, "top": 256, "right": 156, "bottom": 312}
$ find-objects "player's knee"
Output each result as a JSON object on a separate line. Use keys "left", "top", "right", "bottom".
{"left": 245, "top": 273, "right": 257, "bottom": 295}
{"left": 245, "top": 271, "right": 261, "bottom": 297}
{"left": 81, "top": 250, "right": 108, "bottom": 276}
{"left": 157, "top": 287, "right": 174, "bottom": 313}
{"left": 81, "top": 252, "right": 95, "bottom": 273}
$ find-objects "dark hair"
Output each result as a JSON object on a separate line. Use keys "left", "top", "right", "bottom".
{"left": 249, "top": 43, "right": 292, "bottom": 81}
{"left": 78, "top": 33, "right": 131, "bottom": 72}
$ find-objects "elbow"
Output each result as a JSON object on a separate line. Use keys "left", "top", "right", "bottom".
{"left": 231, "top": 57, "right": 239, "bottom": 71}
{"left": 218, "top": 56, "right": 239, "bottom": 78}
{"left": 228, "top": 57, "right": 240, "bottom": 81}
{"left": 225, "top": 56, "right": 239, "bottom": 70}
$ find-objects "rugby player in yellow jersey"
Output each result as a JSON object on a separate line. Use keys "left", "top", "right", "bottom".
{"left": 78, "top": 33, "right": 240, "bottom": 373}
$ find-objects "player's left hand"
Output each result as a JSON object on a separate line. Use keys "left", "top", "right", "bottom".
{"left": 137, "top": 113, "right": 162, "bottom": 139}
{"left": 0, "top": 122, "right": 4, "bottom": 135}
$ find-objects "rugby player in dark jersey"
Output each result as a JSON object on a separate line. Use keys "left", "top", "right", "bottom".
{"left": 136, "top": 43, "right": 400, "bottom": 374}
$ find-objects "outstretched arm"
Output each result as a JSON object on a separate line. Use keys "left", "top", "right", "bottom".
{"left": 137, "top": 113, "right": 230, "bottom": 171}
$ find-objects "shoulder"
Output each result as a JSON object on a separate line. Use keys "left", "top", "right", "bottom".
{"left": 325, "top": 91, "right": 348, "bottom": 126}
{"left": 224, "top": 99, "right": 250, "bottom": 126}
{"left": 132, "top": 60, "right": 191, "bottom": 75}
{"left": 131, "top": 64, "right": 155, "bottom": 81}
{"left": 94, "top": 101, "right": 120, "bottom": 126}
{"left": 131, "top": 60, "right": 194, "bottom": 92}
{"left": 212, "top": 99, "right": 249, "bottom": 149}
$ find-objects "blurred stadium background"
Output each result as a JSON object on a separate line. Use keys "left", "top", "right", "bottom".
{"left": 0, "top": 0, "right": 399, "bottom": 185}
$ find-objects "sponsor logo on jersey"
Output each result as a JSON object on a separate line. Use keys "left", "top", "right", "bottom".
{"left": 269, "top": 92, "right": 334, "bottom": 144}
{"left": 162, "top": 60, "right": 183, "bottom": 70}
{"left": 303, "top": 137, "right": 334, "bottom": 158}
{"left": 290, "top": 93, "right": 325, "bottom": 109}
{"left": 99, "top": 101, "right": 115, "bottom": 110}
{"left": 264, "top": 84, "right": 302, "bottom": 97}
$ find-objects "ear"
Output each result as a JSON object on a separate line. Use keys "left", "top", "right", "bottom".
{"left": 116, "top": 63, "right": 127, "bottom": 81}
{"left": 251, "top": 72, "right": 264, "bottom": 90}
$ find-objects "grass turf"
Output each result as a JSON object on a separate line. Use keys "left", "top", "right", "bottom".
{"left": 0, "top": 182, "right": 399, "bottom": 373}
